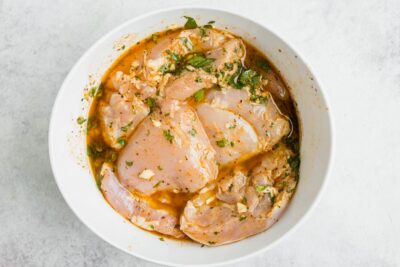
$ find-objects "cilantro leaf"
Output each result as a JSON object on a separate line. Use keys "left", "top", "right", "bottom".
{"left": 183, "top": 16, "right": 198, "bottom": 29}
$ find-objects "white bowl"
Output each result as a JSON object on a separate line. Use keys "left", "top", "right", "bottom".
{"left": 49, "top": 7, "right": 333, "bottom": 266}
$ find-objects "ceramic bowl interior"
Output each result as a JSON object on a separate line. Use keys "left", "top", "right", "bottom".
{"left": 49, "top": 7, "right": 333, "bottom": 267}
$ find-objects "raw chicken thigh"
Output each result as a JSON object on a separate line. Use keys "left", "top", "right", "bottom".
{"left": 180, "top": 145, "right": 297, "bottom": 245}
{"left": 196, "top": 103, "right": 260, "bottom": 166}
{"left": 100, "top": 163, "right": 184, "bottom": 238}
{"left": 206, "top": 88, "right": 291, "bottom": 151}
{"left": 99, "top": 93, "right": 149, "bottom": 150}
{"left": 117, "top": 100, "right": 218, "bottom": 195}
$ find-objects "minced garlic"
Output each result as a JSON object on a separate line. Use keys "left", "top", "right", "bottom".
{"left": 139, "top": 169, "right": 155, "bottom": 180}
{"left": 151, "top": 119, "right": 162, "bottom": 127}
{"left": 237, "top": 202, "right": 247, "bottom": 213}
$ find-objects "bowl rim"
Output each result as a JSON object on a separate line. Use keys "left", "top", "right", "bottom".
{"left": 48, "top": 5, "right": 335, "bottom": 267}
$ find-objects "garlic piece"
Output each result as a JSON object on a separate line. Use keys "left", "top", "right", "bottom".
{"left": 237, "top": 202, "right": 247, "bottom": 213}
{"left": 151, "top": 119, "right": 162, "bottom": 127}
{"left": 139, "top": 169, "right": 155, "bottom": 180}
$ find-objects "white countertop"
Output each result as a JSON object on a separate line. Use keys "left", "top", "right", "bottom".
{"left": 1, "top": 0, "right": 399, "bottom": 266}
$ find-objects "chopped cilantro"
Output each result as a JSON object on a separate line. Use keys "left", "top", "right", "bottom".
{"left": 157, "top": 165, "right": 163, "bottom": 171}
{"left": 76, "top": 116, "right": 86, "bottom": 125}
{"left": 239, "top": 215, "right": 247, "bottom": 221}
{"left": 88, "top": 84, "right": 103, "bottom": 98}
{"left": 189, "top": 128, "right": 197, "bottom": 136}
{"left": 163, "top": 129, "right": 174, "bottom": 143}
{"left": 228, "top": 64, "right": 244, "bottom": 89}
{"left": 121, "top": 121, "right": 133, "bottom": 132}
{"left": 146, "top": 97, "right": 156, "bottom": 110}
{"left": 199, "top": 27, "right": 208, "bottom": 38}
{"left": 193, "top": 89, "right": 205, "bottom": 102}
{"left": 88, "top": 87, "right": 96, "bottom": 97}
{"left": 187, "top": 54, "right": 215, "bottom": 68}
{"left": 117, "top": 137, "right": 127, "bottom": 147}
{"left": 255, "top": 185, "right": 268, "bottom": 192}
{"left": 159, "top": 64, "right": 170, "bottom": 74}
{"left": 180, "top": 37, "right": 193, "bottom": 50}
{"left": 239, "top": 69, "right": 260, "bottom": 87}
{"left": 216, "top": 138, "right": 227, "bottom": 148}
{"left": 166, "top": 50, "right": 181, "bottom": 63}
{"left": 159, "top": 237, "right": 165, "bottom": 241}
{"left": 224, "top": 62, "right": 233, "bottom": 70}
{"left": 125, "top": 161, "right": 133, "bottom": 167}
{"left": 183, "top": 16, "right": 198, "bottom": 29}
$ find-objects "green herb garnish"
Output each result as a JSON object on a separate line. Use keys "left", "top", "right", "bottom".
{"left": 89, "top": 84, "right": 103, "bottom": 98}
{"left": 159, "top": 64, "right": 171, "bottom": 74}
{"left": 187, "top": 54, "right": 215, "bottom": 68}
{"left": 163, "top": 129, "right": 174, "bottom": 143}
{"left": 180, "top": 37, "right": 193, "bottom": 50}
{"left": 77, "top": 116, "right": 86, "bottom": 125}
{"left": 189, "top": 128, "right": 197, "bottom": 136}
{"left": 146, "top": 97, "right": 156, "bottom": 110}
{"left": 117, "top": 137, "right": 127, "bottom": 147}
{"left": 124, "top": 161, "right": 132, "bottom": 167}
{"left": 216, "top": 138, "right": 227, "bottom": 148}
{"left": 239, "top": 69, "right": 260, "bottom": 87}
{"left": 183, "top": 16, "right": 198, "bottom": 29}
{"left": 166, "top": 50, "right": 181, "bottom": 63}
{"left": 121, "top": 121, "right": 133, "bottom": 132}
{"left": 193, "top": 89, "right": 205, "bottom": 102}
{"left": 255, "top": 185, "right": 268, "bottom": 192}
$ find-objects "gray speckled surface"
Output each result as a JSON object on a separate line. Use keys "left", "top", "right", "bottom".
{"left": 1, "top": 0, "right": 400, "bottom": 266}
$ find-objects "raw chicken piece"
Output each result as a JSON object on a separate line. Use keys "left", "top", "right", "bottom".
{"left": 216, "top": 169, "right": 247, "bottom": 204}
{"left": 179, "top": 28, "right": 228, "bottom": 51}
{"left": 144, "top": 38, "right": 188, "bottom": 84}
{"left": 99, "top": 93, "right": 149, "bottom": 150}
{"left": 144, "top": 29, "right": 228, "bottom": 85}
{"left": 206, "top": 87, "right": 290, "bottom": 151}
{"left": 117, "top": 100, "right": 218, "bottom": 195}
{"left": 164, "top": 69, "right": 217, "bottom": 101}
{"left": 100, "top": 163, "right": 184, "bottom": 238}
{"left": 180, "top": 145, "right": 298, "bottom": 246}
{"left": 207, "top": 38, "right": 245, "bottom": 71}
{"left": 111, "top": 71, "right": 157, "bottom": 101}
{"left": 196, "top": 103, "right": 260, "bottom": 165}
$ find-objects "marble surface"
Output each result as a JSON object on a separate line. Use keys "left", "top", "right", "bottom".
{"left": 1, "top": 0, "right": 399, "bottom": 266}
